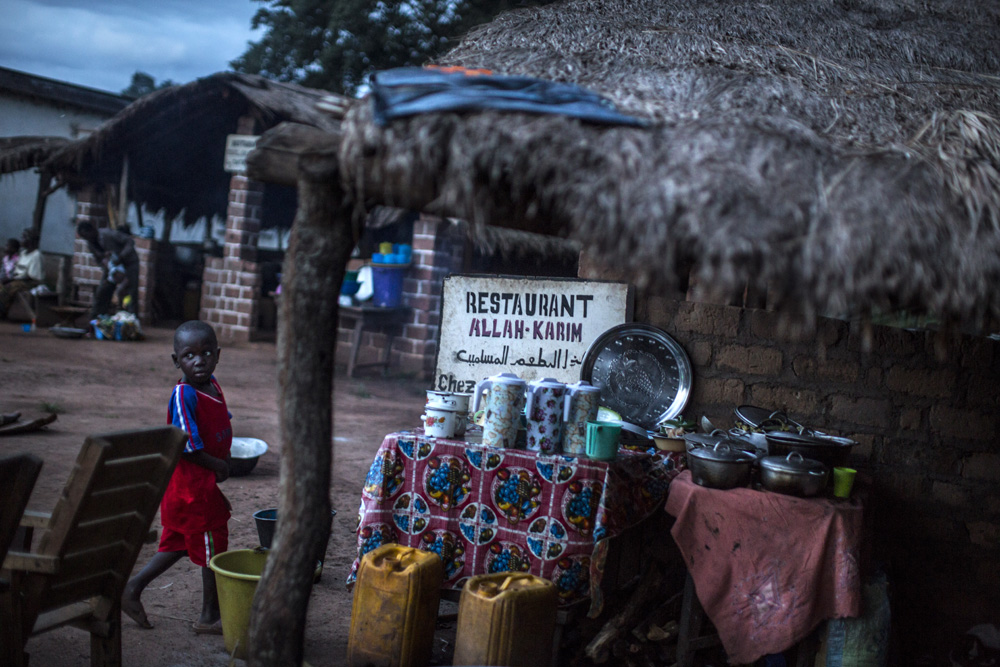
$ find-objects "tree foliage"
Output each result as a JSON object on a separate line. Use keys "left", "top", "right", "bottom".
{"left": 121, "top": 71, "right": 176, "bottom": 99}
{"left": 231, "top": 0, "right": 553, "bottom": 95}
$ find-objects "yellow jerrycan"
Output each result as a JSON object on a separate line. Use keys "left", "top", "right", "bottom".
{"left": 453, "top": 572, "right": 558, "bottom": 667}
{"left": 347, "top": 544, "right": 444, "bottom": 667}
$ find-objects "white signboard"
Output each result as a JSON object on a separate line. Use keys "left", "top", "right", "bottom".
{"left": 434, "top": 275, "right": 632, "bottom": 393}
{"left": 224, "top": 134, "right": 259, "bottom": 173}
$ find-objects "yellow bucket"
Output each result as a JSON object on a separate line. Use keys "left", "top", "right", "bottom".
{"left": 209, "top": 549, "right": 320, "bottom": 660}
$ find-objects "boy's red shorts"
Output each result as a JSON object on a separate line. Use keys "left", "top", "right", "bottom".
{"left": 159, "top": 525, "right": 228, "bottom": 567}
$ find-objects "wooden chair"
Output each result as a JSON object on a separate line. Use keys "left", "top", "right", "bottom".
{"left": 0, "top": 426, "right": 187, "bottom": 666}
{"left": 0, "top": 454, "right": 44, "bottom": 590}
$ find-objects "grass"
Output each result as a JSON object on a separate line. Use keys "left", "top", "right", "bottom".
{"left": 40, "top": 401, "right": 63, "bottom": 414}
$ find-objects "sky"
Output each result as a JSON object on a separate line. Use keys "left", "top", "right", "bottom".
{"left": 0, "top": 0, "right": 264, "bottom": 95}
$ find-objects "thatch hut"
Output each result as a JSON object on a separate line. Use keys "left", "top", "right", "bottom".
{"left": 246, "top": 0, "right": 999, "bottom": 663}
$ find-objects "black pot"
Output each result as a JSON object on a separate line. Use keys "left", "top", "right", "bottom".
{"left": 763, "top": 431, "right": 855, "bottom": 470}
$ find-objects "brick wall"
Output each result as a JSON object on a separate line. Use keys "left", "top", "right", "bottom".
{"left": 70, "top": 188, "right": 157, "bottom": 322}
{"left": 581, "top": 254, "right": 1000, "bottom": 659}
{"left": 198, "top": 172, "right": 264, "bottom": 343}
{"left": 337, "top": 215, "right": 464, "bottom": 377}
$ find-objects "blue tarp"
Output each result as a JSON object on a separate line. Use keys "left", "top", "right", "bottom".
{"left": 370, "top": 67, "right": 647, "bottom": 127}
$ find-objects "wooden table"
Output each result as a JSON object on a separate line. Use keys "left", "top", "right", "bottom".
{"left": 339, "top": 305, "right": 410, "bottom": 378}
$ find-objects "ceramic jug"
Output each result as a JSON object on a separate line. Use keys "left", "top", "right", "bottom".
{"left": 524, "top": 378, "right": 567, "bottom": 454}
{"left": 473, "top": 373, "right": 527, "bottom": 448}
{"left": 562, "top": 381, "right": 602, "bottom": 456}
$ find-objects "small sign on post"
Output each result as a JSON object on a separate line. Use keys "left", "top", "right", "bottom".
{"left": 435, "top": 275, "right": 632, "bottom": 393}
{"left": 223, "top": 134, "right": 259, "bottom": 174}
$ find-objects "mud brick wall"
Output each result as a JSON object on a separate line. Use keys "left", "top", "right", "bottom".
{"left": 199, "top": 172, "right": 263, "bottom": 343}
{"left": 581, "top": 254, "right": 1000, "bottom": 660}
{"left": 337, "top": 215, "right": 464, "bottom": 378}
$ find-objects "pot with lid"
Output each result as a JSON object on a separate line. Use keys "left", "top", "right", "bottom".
{"left": 687, "top": 441, "right": 756, "bottom": 490}
{"left": 764, "top": 430, "right": 855, "bottom": 471}
{"left": 759, "top": 451, "right": 829, "bottom": 497}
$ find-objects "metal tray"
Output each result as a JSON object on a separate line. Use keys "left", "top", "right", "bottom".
{"left": 580, "top": 323, "right": 692, "bottom": 430}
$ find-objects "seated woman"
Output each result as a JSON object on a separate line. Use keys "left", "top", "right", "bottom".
{"left": 0, "top": 229, "right": 43, "bottom": 319}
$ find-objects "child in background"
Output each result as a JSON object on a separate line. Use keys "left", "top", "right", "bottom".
{"left": 1, "top": 238, "right": 19, "bottom": 281}
{"left": 123, "top": 320, "right": 233, "bottom": 635}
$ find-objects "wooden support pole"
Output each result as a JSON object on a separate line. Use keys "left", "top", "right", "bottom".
{"left": 246, "top": 127, "right": 350, "bottom": 667}
{"left": 31, "top": 170, "right": 51, "bottom": 238}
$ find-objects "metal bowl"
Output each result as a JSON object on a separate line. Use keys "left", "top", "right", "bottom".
{"left": 229, "top": 437, "right": 269, "bottom": 476}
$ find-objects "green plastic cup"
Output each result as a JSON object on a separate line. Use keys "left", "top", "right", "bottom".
{"left": 833, "top": 467, "right": 857, "bottom": 498}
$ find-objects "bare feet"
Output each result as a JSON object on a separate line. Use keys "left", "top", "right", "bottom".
{"left": 122, "top": 591, "right": 153, "bottom": 629}
{"left": 0, "top": 412, "right": 20, "bottom": 427}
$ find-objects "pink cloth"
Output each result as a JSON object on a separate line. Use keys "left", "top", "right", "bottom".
{"left": 665, "top": 471, "right": 863, "bottom": 664}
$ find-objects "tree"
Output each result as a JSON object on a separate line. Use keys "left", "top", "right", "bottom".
{"left": 232, "top": 0, "right": 553, "bottom": 95}
{"left": 121, "top": 71, "right": 176, "bottom": 99}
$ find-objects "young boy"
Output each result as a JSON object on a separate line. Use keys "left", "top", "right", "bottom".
{"left": 123, "top": 320, "right": 233, "bottom": 634}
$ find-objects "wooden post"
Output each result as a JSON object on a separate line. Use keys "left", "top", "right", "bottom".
{"left": 245, "top": 124, "right": 350, "bottom": 667}
{"left": 31, "top": 170, "right": 51, "bottom": 238}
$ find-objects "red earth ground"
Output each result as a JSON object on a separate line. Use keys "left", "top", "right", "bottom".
{"left": 0, "top": 319, "right": 433, "bottom": 666}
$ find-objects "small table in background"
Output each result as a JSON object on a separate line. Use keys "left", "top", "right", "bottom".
{"left": 339, "top": 305, "right": 409, "bottom": 378}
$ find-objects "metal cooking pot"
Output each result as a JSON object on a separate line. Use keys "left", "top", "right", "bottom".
{"left": 759, "top": 451, "right": 829, "bottom": 497}
{"left": 763, "top": 430, "right": 855, "bottom": 470}
{"left": 687, "top": 442, "right": 756, "bottom": 490}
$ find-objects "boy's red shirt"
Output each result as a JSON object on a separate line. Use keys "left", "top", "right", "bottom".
{"left": 162, "top": 378, "right": 232, "bottom": 533}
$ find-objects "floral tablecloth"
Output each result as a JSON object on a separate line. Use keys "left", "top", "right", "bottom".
{"left": 350, "top": 430, "right": 684, "bottom": 615}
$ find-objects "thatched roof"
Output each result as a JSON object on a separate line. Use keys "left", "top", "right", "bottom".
{"left": 0, "top": 137, "right": 71, "bottom": 173}
{"left": 338, "top": 0, "right": 1000, "bottom": 330}
{"left": 1, "top": 72, "right": 343, "bottom": 227}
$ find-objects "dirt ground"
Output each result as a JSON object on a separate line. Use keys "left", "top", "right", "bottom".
{"left": 0, "top": 320, "right": 430, "bottom": 667}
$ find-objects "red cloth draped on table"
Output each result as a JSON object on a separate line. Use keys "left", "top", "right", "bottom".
{"left": 351, "top": 431, "right": 684, "bottom": 615}
{"left": 665, "top": 471, "right": 863, "bottom": 664}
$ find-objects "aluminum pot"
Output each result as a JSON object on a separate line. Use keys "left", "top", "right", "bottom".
{"left": 687, "top": 442, "right": 756, "bottom": 490}
{"left": 759, "top": 451, "right": 829, "bottom": 497}
{"left": 763, "top": 430, "right": 855, "bottom": 470}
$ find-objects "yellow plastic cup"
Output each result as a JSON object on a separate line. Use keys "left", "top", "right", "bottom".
{"left": 833, "top": 467, "right": 857, "bottom": 498}
{"left": 378, "top": 241, "right": 394, "bottom": 255}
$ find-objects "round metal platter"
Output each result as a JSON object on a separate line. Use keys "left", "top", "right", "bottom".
{"left": 580, "top": 323, "right": 693, "bottom": 430}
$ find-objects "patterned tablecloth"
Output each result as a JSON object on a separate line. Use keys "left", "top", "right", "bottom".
{"left": 350, "top": 431, "right": 684, "bottom": 615}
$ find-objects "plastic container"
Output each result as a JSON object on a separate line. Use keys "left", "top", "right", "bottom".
{"left": 347, "top": 544, "right": 444, "bottom": 667}
{"left": 453, "top": 573, "right": 558, "bottom": 667}
{"left": 370, "top": 263, "right": 409, "bottom": 308}
{"left": 210, "top": 549, "right": 321, "bottom": 660}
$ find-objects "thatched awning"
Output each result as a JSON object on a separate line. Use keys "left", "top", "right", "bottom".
{"left": 0, "top": 137, "right": 71, "bottom": 174}
{"left": 336, "top": 0, "right": 1000, "bottom": 330}
{"left": 2, "top": 73, "right": 345, "bottom": 228}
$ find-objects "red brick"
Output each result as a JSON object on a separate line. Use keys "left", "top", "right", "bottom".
{"left": 717, "top": 345, "right": 783, "bottom": 375}
{"left": 674, "top": 301, "right": 740, "bottom": 337}
{"left": 967, "top": 522, "right": 1000, "bottom": 549}
{"left": 961, "top": 453, "right": 1000, "bottom": 482}
{"left": 930, "top": 405, "right": 996, "bottom": 440}
{"left": 688, "top": 340, "right": 712, "bottom": 367}
{"left": 847, "top": 323, "right": 921, "bottom": 356}
{"left": 749, "top": 385, "right": 819, "bottom": 415}
{"left": 792, "top": 357, "right": 859, "bottom": 383}
{"left": 829, "top": 396, "right": 893, "bottom": 428}
{"left": 885, "top": 367, "right": 956, "bottom": 398}
{"left": 691, "top": 377, "right": 744, "bottom": 407}
{"left": 966, "top": 374, "right": 1000, "bottom": 408}
{"left": 899, "top": 408, "right": 923, "bottom": 431}
{"left": 931, "top": 481, "right": 972, "bottom": 508}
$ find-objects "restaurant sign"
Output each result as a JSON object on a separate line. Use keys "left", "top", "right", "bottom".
{"left": 435, "top": 275, "right": 632, "bottom": 393}
{"left": 223, "top": 134, "right": 259, "bottom": 173}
